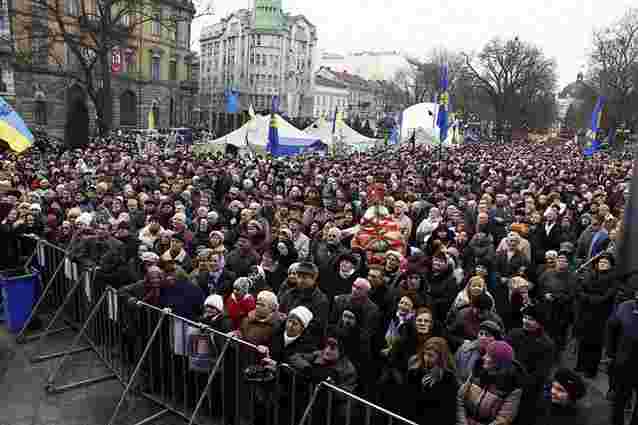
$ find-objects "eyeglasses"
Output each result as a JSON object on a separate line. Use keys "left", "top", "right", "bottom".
{"left": 477, "top": 330, "right": 493, "bottom": 337}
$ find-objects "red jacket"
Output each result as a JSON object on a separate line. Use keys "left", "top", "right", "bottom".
{"left": 225, "top": 294, "right": 256, "bottom": 330}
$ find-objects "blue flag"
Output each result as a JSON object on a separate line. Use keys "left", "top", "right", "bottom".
{"left": 266, "top": 96, "right": 280, "bottom": 154}
{"left": 584, "top": 96, "right": 606, "bottom": 156}
{"left": 225, "top": 89, "right": 239, "bottom": 113}
{"left": 436, "top": 64, "right": 449, "bottom": 144}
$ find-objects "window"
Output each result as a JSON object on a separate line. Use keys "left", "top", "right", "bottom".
{"left": 169, "top": 60, "right": 177, "bottom": 80}
{"left": 35, "top": 101, "right": 47, "bottom": 125}
{"left": 151, "top": 56, "right": 160, "bottom": 80}
{"left": 186, "top": 62, "right": 192, "bottom": 80}
{"left": 152, "top": 12, "right": 161, "bottom": 35}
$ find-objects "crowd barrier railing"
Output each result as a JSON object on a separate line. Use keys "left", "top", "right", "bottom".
{"left": 41, "top": 282, "right": 418, "bottom": 425}
{"left": 14, "top": 236, "right": 98, "bottom": 365}
{"left": 10, "top": 236, "right": 419, "bottom": 425}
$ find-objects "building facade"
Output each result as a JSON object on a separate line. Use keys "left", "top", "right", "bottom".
{"left": 10, "top": 0, "right": 198, "bottom": 139}
{"left": 199, "top": 0, "right": 317, "bottom": 124}
{"left": 312, "top": 72, "right": 348, "bottom": 119}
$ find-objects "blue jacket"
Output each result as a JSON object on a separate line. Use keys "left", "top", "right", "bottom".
{"left": 159, "top": 279, "right": 206, "bottom": 320}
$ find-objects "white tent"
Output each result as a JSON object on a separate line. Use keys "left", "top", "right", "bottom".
{"left": 196, "top": 114, "right": 324, "bottom": 156}
{"left": 304, "top": 119, "right": 378, "bottom": 152}
{"left": 400, "top": 102, "right": 457, "bottom": 146}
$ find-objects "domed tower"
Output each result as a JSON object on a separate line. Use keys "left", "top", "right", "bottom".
{"left": 254, "top": 0, "right": 284, "bottom": 32}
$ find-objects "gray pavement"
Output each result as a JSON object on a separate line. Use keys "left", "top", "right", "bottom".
{"left": 0, "top": 325, "right": 179, "bottom": 425}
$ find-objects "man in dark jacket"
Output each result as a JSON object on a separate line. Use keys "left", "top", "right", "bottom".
{"left": 607, "top": 290, "right": 638, "bottom": 425}
{"left": 508, "top": 303, "right": 556, "bottom": 425}
{"left": 425, "top": 254, "right": 458, "bottom": 324}
{"left": 279, "top": 262, "right": 330, "bottom": 339}
{"left": 330, "top": 277, "right": 379, "bottom": 384}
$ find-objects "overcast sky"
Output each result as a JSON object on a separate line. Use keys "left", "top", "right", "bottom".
{"left": 192, "top": 0, "right": 636, "bottom": 88}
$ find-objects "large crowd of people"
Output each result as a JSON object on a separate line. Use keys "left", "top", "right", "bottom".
{"left": 0, "top": 133, "right": 636, "bottom": 425}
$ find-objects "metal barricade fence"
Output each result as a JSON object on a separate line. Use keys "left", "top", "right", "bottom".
{"left": 10, "top": 236, "right": 418, "bottom": 425}
{"left": 15, "top": 235, "right": 97, "bottom": 364}
{"left": 42, "top": 283, "right": 418, "bottom": 425}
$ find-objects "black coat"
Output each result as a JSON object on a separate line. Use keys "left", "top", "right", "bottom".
{"left": 268, "top": 321, "right": 319, "bottom": 364}
{"left": 574, "top": 271, "right": 617, "bottom": 343}
{"left": 279, "top": 286, "right": 330, "bottom": 339}
{"left": 403, "top": 368, "right": 458, "bottom": 425}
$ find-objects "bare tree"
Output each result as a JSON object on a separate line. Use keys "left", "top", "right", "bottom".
{"left": 462, "top": 36, "right": 558, "bottom": 127}
{"left": 588, "top": 8, "right": 638, "bottom": 130}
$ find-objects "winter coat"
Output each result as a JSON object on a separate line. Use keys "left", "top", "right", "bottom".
{"left": 425, "top": 267, "right": 459, "bottom": 324}
{"left": 279, "top": 286, "right": 330, "bottom": 338}
{"left": 225, "top": 247, "right": 260, "bottom": 277}
{"left": 447, "top": 306, "right": 504, "bottom": 352}
{"left": 463, "top": 234, "right": 495, "bottom": 272}
{"left": 403, "top": 366, "right": 458, "bottom": 425}
{"left": 456, "top": 363, "right": 525, "bottom": 425}
{"left": 506, "top": 328, "right": 555, "bottom": 391}
{"left": 225, "top": 293, "right": 256, "bottom": 330}
{"left": 268, "top": 321, "right": 320, "bottom": 364}
{"left": 158, "top": 279, "right": 206, "bottom": 320}
{"left": 455, "top": 339, "right": 482, "bottom": 385}
{"left": 239, "top": 309, "right": 282, "bottom": 347}
{"left": 290, "top": 351, "right": 357, "bottom": 392}
{"left": 606, "top": 300, "right": 638, "bottom": 381}
{"left": 191, "top": 269, "right": 237, "bottom": 298}
{"left": 331, "top": 295, "right": 380, "bottom": 358}
{"left": 574, "top": 271, "right": 617, "bottom": 343}
{"left": 534, "top": 393, "right": 612, "bottom": 425}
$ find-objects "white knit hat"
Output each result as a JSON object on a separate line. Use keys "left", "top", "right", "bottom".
{"left": 289, "top": 306, "right": 313, "bottom": 329}
{"left": 204, "top": 295, "right": 224, "bottom": 312}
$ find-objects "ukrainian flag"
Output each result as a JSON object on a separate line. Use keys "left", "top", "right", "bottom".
{"left": 148, "top": 110, "right": 156, "bottom": 130}
{"left": 584, "top": 96, "right": 606, "bottom": 156}
{"left": 0, "top": 96, "right": 33, "bottom": 153}
{"left": 266, "top": 96, "right": 280, "bottom": 153}
{"left": 436, "top": 64, "right": 450, "bottom": 144}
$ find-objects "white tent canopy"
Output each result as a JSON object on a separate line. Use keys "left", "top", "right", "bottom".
{"left": 400, "top": 102, "right": 457, "bottom": 146}
{"left": 304, "top": 119, "right": 378, "bottom": 151}
{"left": 205, "top": 114, "right": 320, "bottom": 148}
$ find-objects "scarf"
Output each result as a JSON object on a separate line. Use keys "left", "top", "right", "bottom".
{"left": 162, "top": 248, "right": 186, "bottom": 263}
{"left": 284, "top": 333, "right": 300, "bottom": 347}
{"left": 420, "top": 366, "right": 444, "bottom": 388}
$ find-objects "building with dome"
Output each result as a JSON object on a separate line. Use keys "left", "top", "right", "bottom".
{"left": 198, "top": 0, "right": 317, "bottom": 124}
{"left": 557, "top": 73, "right": 597, "bottom": 122}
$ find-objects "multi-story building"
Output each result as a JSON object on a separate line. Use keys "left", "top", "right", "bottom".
{"left": 320, "top": 50, "right": 408, "bottom": 82}
{"left": 10, "top": 0, "right": 198, "bottom": 138}
{"left": 312, "top": 69, "right": 348, "bottom": 119}
{"left": 0, "top": 0, "right": 15, "bottom": 104}
{"left": 199, "top": 0, "right": 317, "bottom": 125}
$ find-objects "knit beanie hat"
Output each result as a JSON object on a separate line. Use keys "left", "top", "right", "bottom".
{"left": 486, "top": 341, "right": 514, "bottom": 369}
{"left": 233, "top": 277, "right": 252, "bottom": 295}
{"left": 289, "top": 306, "right": 313, "bottom": 328}
{"left": 204, "top": 294, "right": 224, "bottom": 312}
{"left": 479, "top": 320, "right": 503, "bottom": 340}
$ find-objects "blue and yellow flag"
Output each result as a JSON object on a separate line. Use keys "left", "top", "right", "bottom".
{"left": 0, "top": 97, "right": 33, "bottom": 153}
{"left": 436, "top": 64, "right": 449, "bottom": 144}
{"left": 266, "top": 96, "right": 280, "bottom": 153}
{"left": 584, "top": 96, "right": 606, "bottom": 156}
